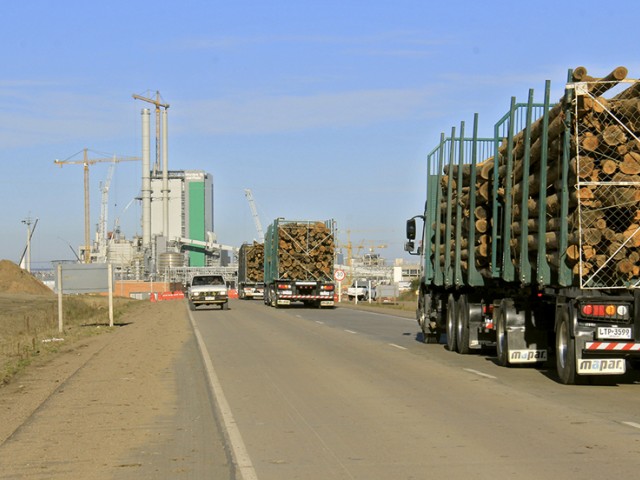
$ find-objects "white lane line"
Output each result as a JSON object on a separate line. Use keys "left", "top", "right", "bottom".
{"left": 389, "top": 343, "right": 407, "bottom": 350}
{"left": 349, "top": 309, "right": 416, "bottom": 322}
{"left": 344, "top": 329, "right": 358, "bottom": 334}
{"left": 463, "top": 368, "right": 497, "bottom": 379}
{"left": 622, "top": 421, "right": 640, "bottom": 430}
{"left": 188, "top": 308, "right": 259, "bottom": 480}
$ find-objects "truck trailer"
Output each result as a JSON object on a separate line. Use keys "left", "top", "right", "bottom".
{"left": 405, "top": 66, "right": 640, "bottom": 384}
{"left": 238, "top": 242, "right": 265, "bottom": 300}
{"left": 263, "top": 218, "right": 335, "bottom": 308}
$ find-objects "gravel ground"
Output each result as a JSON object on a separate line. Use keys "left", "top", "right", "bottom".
{"left": 0, "top": 299, "right": 232, "bottom": 479}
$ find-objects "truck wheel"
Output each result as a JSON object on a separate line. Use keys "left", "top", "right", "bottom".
{"left": 455, "top": 295, "right": 471, "bottom": 355}
{"left": 496, "top": 301, "right": 509, "bottom": 367}
{"left": 417, "top": 292, "right": 429, "bottom": 343}
{"left": 446, "top": 295, "right": 457, "bottom": 352}
{"left": 188, "top": 300, "right": 196, "bottom": 311}
{"left": 556, "top": 309, "right": 580, "bottom": 385}
{"left": 222, "top": 302, "right": 229, "bottom": 310}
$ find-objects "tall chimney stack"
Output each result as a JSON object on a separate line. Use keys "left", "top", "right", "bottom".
{"left": 141, "top": 108, "right": 151, "bottom": 249}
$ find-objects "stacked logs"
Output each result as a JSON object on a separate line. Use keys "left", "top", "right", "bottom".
{"left": 240, "top": 242, "right": 264, "bottom": 282}
{"left": 438, "top": 66, "right": 640, "bottom": 284}
{"left": 440, "top": 160, "right": 494, "bottom": 276}
{"left": 277, "top": 222, "right": 334, "bottom": 281}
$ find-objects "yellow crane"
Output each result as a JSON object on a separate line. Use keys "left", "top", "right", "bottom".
{"left": 54, "top": 148, "right": 141, "bottom": 263}
{"left": 132, "top": 91, "right": 169, "bottom": 173}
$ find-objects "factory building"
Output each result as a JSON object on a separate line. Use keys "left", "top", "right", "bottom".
{"left": 150, "top": 170, "right": 214, "bottom": 267}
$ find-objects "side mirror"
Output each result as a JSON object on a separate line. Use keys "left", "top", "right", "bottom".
{"left": 406, "top": 218, "right": 416, "bottom": 240}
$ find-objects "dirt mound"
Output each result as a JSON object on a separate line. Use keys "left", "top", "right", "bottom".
{"left": 0, "top": 260, "right": 53, "bottom": 295}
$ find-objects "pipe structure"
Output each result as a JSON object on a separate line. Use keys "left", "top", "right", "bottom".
{"left": 142, "top": 108, "right": 151, "bottom": 249}
{"left": 162, "top": 108, "right": 169, "bottom": 238}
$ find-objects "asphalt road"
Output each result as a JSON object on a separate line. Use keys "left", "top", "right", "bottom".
{"left": 192, "top": 299, "right": 640, "bottom": 480}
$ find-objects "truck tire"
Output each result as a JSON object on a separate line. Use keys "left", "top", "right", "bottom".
{"left": 222, "top": 302, "right": 229, "bottom": 310}
{"left": 556, "top": 308, "right": 580, "bottom": 385}
{"left": 417, "top": 292, "right": 429, "bottom": 343}
{"left": 188, "top": 300, "right": 196, "bottom": 311}
{"left": 446, "top": 295, "right": 457, "bottom": 352}
{"left": 455, "top": 295, "right": 471, "bottom": 355}
{"left": 496, "top": 300, "right": 510, "bottom": 367}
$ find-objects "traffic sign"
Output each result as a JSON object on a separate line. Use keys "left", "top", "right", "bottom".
{"left": 334, "top": 269, "right": 346, "bottom": 282}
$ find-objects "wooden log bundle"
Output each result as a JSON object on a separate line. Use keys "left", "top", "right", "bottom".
{"left": 243, "top": 242, "right": 264, "bottom": 282}
{"left": 277, "top": 222, "right": 334, "bottom": 281}
{"left": 436, "top": 66, "right": 640, "bottom": 284}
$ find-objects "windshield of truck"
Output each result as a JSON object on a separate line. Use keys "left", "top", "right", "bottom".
{"left": 193, "top": 276, "right": 224, "bottom": 286}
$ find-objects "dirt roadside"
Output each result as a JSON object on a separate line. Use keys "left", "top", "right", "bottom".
{"left": 0, "top": 299, "right": 231, "bottom": 479}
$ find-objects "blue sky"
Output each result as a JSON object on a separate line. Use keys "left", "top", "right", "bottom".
{"left": 2, "top": 0, "right": 639, "bottom": 268}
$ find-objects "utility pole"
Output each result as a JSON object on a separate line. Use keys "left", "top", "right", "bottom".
{"left": 20, "top": 216, "right": 37, "bottom": 272}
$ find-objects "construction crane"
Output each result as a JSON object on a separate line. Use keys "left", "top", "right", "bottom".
{"left": 132, "top": 91, "right": 169, "bottom": 173}
{"left": 96, "top": 164, "right": 115, "bottom": 262}
{"left": 54, "top": 148, "right": 141, "bottom": 263}
{"left": 244, "top": 189, "right": 264, "bottom": 243}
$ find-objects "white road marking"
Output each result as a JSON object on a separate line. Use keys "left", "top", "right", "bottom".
{"left": 622, "top": 421, "right": 640, "bottom": 430}
{"left": 315, "top": 321, "right": 325, "bottom": 325}
{"left": 463, "top": 368, "right": 497, "bottom": 379}
{"left": 188, "top": 308, "right": 259, "bottom": 480}
{"left": 344, "top": 329, "right": 358, "bottom": 334}
{"left": 350, "top": 309, "right": 416, "bottom": 322}
{"left": 389, "top": 343, "right": 407, "bottom": 350}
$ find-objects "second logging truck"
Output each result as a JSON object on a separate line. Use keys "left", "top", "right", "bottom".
{"left": 263, "top": 218, "right": 336, "bottom": 308}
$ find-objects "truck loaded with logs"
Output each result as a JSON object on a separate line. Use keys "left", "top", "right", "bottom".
{"left": 238, "top": 242, "right": 265, "bottom": 300}
{"left": 263, "top": 218, "right": 336, "bottom": 308}
{"left": 405, "top": 66, "right": 640, "bottom": 384}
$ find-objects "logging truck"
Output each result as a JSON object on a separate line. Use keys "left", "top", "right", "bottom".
{"left": 405, "top": 66, "right": 640, "bottom": 384}
{"left": 238, "top": 242, "right": 265, "bottom": 300}
{"left": 263, "top": 218, "right": 336, "bottom": 308}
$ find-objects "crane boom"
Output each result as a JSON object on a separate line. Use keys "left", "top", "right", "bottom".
{"left": 54, "top": 148, "right": 141, "bottom": 263}
{"left": 244, "top": 189, "right": 264, "bottom": 243}
{"left": 98, "top": 164, "right": 115, "bottom": 260}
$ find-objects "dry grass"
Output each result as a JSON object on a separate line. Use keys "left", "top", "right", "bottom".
{"left": 0, "top": 293, "right": 138, "bottom": 385}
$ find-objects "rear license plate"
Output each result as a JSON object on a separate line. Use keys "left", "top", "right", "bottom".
{"left": 597, "top": 327, "right": 632, "bottom": 339}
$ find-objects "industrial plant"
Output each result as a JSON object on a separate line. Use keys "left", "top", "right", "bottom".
{"left": 40, "top": 91, "right": 411, "bottom": 298}
{"left": 50, "top": 93, "right": 239, "bottom": 295}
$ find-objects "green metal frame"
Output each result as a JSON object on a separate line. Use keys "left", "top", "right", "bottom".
{"left": 492, "top": 99, "right": 548, "bottom": 283}
{"left": 558, "top": 70, "right": 574, "bottom": 287}
{"left": 423, "top": 124, "right": 493, "bottom": 288}
{"left": 536, "top": 80, "right": 552, "bottom": 286}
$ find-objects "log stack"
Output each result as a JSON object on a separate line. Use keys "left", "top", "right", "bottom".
{"left": 437, "top": 66, "right": 640, "bottom": 285}
{"left": 242, "top": 242, "right": 264, "bottom": 282}
{"left": 276, "top": 222, "right": 334, "bottom": 281}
